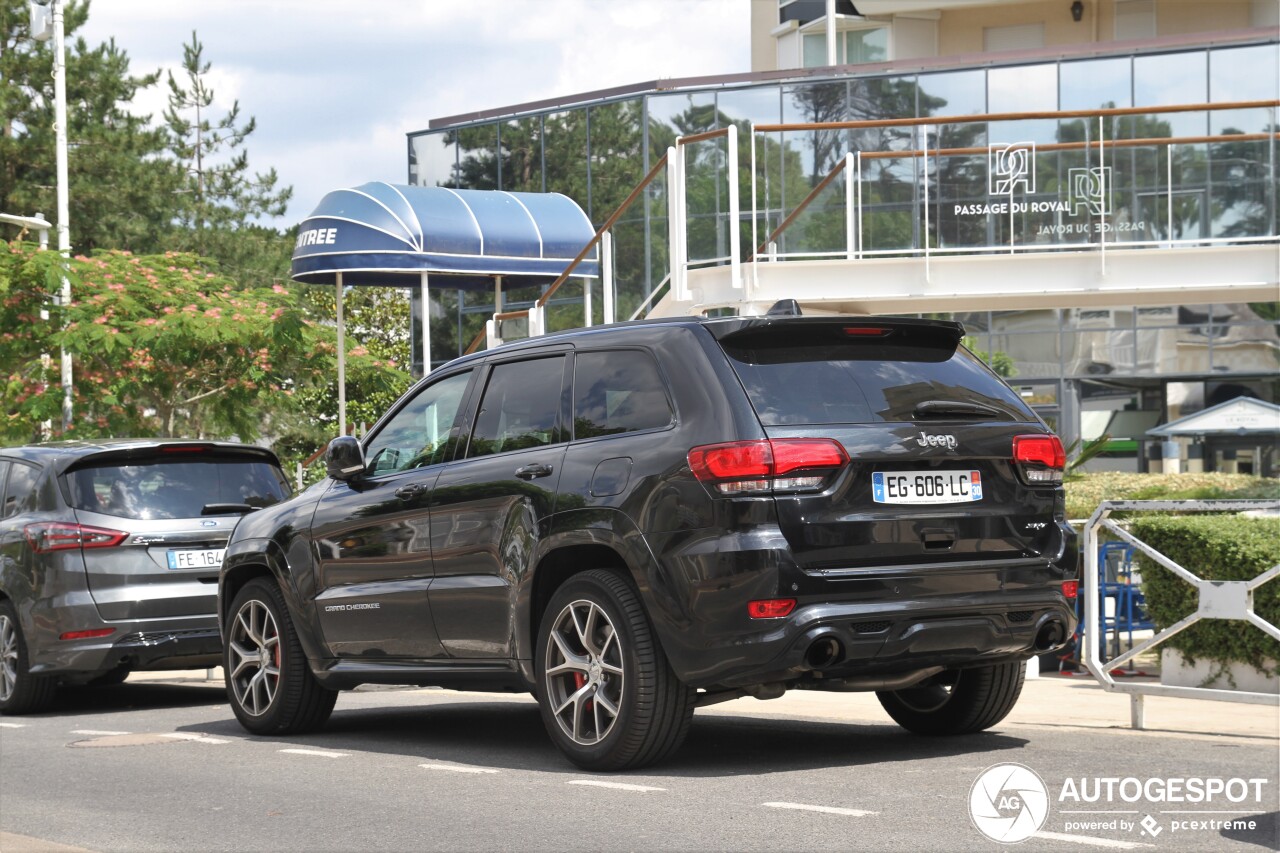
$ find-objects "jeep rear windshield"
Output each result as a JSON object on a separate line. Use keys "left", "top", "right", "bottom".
{"left": 718, "top": 322, "right": 1033, "bottom": 426}
{"left": 64, "top": 454, "right": 291, "bottom": 520}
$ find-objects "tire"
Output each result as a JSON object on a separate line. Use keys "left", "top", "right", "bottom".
{"left": 877, "top": 662, "right": 1025, "bottom": 736}
{"left": 224, "top": 578, "right": 337, "bottom": 735}
{"left": 535, "top": 569, "right": 695, "bottom": 771}
{"left": 0, "top": 600, "right": 56, "bottom": 715}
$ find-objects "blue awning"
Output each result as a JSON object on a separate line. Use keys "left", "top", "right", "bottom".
{"left": 290, "top": 182, "right": 599, "bottom": 288}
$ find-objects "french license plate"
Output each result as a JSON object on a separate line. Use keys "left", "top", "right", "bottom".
{"left": 872, "top": 470, "right": 982, "bottom": 504}
{"left": 166, "top": 548, "right": 225, "bottom": 570}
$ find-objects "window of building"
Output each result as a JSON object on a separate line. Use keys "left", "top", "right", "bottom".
{"left": 467, "top": 357, "right": 566, "bottom": 458}
{"left": 802, "top": 25, "right": 889, "bottom": 67}
{"left": 1115, "top": 0, "right": 1156, "bottom": 40}
{"left": 983, "top": 23, "right": 1044, "bottom": 52}
{"left": 573, "top": 351, "right": 673, "bottom": 440}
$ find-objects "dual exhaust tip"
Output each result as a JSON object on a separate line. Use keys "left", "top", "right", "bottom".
{"left": 803, "top": 616, "right": 1068, "bottom": 672}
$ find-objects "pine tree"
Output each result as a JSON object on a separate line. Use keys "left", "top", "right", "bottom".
{"left": 163, "top": 30, "right": 292, "bottom": 254}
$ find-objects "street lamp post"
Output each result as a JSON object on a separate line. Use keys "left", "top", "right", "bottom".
{"left": 30, "top": 0, "right": 73, "bottom": 431}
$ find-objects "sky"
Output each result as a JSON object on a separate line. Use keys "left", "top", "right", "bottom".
{"left": 80, "top": 0, "right": 751, "bottom": 227}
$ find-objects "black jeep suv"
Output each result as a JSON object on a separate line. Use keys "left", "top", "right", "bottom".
{"left": 218, "top": 313, "right": 1077, "bottom": 769}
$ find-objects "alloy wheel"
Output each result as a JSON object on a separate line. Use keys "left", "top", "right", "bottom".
{"left": 0, "top": 615, "right": 17, "bottom": 703}
{"left": 543, "top": 598, "right": 625, "bottom": 745}
{"left": 227, "top": 599, "right": 281, "bottom": 716}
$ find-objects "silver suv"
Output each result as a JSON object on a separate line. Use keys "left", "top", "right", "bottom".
{"left": 0, "top": 439, "right": 290, "bottom": 713}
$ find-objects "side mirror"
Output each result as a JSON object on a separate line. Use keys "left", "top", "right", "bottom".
{"left": 325, "top": 436, "right": 365, "bottom": 482}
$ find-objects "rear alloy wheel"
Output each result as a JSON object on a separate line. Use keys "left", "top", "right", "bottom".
{"left": 224, "top": 578, "right": 337, "bottom": 735}
{"left": 876, "top": 662, "right": 1025, "bottom": 735}
{"left": 0, "top": 600, "right": 56, "bottom": 715}
{"left": 536, "top": 570, "right": 694, "bottom": 771}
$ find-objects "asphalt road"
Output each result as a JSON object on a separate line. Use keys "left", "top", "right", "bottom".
{"left": 1, "top": 679, "right": 1276, "bottom": 852}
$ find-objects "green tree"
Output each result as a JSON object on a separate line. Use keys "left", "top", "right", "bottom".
{"left": 0, "top": 0, "right": 181, "bottom": 253}
{"left": 163, "top": 30, "right": 292, "bottom": 252}
{"left": 0, "top": 241, "right": 403, "bottom": 446}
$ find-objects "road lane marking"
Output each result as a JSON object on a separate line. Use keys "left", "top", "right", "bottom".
{"left": 71, "top": 729, "right": 130, "bottom": 735}
{"left": 763, "top": 802, "right": 877, "bottom": 817}
{"left": 0, "top": 722, "right": 26, "bottom": 728}
{"left": 279, "top": 748, "right": 347, "bottom": 758}
{"left": 568, "top": 780, "right": 665, "bottom": 792}
{"left": 1033, "top": 831, "right": 1152, "bottom": 849}
{"left": 419, "top": 763, "right": 500, "bottom": 774}
{"left": 161, "top": 727, "right": 229, "bottom": 742}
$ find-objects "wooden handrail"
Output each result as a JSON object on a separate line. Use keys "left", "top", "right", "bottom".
{"left": 753, "top": 99, "right": 1280, "bottom": 134}
{"left": 536, "top": 152, "right": 671, "bottom": 309}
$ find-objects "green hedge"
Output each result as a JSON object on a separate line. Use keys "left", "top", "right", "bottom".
{"left": 1131, "top": 515, "right": 1280, "bottom": 678}
{"left": 1064, "top": 472, "right": 1278, "bottom": 520}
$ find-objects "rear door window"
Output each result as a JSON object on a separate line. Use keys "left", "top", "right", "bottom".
{"left": 573, "top": 350, "right": 673, "bottom": 439}
{"left": 466, "top": 356, "right": 566, "bottom": 458}
{"left": 2, "top": 461, "right": 39, "bottom": 518}
{"left": 66, "top": 455, "right": 291, "bottom": 520}
{"left": 720, "top": 324, "right": 1033, "bottom": 425}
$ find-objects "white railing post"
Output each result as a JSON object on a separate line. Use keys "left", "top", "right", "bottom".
{"left": 1099, "top": 115, "right": 1107, "bottom": 275}
{"left": 727, "top": 124, "right": 742, "bottom": 291}
{"left": 666, "top": 145, "right": 685, "bottom": 302}
{"left": 485, "top": 317, "right": 501, "bottom": 350}
{"left": 749, "top": 123, "right": 759, "bottom": 297}
{"left": 527, "top": 304, "right": 546, "bottom": 338}
{"left": 856, "top": 151, "right": 864, "bottom": 259}
{"left": 922, "top": 124, "right": 931, "bottom": 283}
{"left": 845, "top": 152, "right": 856, "bottom": 260}
{"left": 583, "top": 278, "right": 593, "bottom": 327}
{"left": 602, "top": 230, "right": 615, "bottom": 324}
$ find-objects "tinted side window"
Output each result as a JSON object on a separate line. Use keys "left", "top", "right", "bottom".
{"left": 365, "top": 370, "right": 473, "bottom": 476}
{"left": 573, "top": 350, "right": 673, "bottom": 439}
{"left": 2, "top": 461, "right": 40, "bottom": 519}
{"left": 467, "top": 356, "right": 566, "bottom": 458}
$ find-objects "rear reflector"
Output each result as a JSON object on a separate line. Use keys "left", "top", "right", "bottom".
{"left": 59, "top": 628, "right": 115, "bottom": 641}
{"left": 748, "top": 599, "right": 796, "bottom": 619}
{"left": 688, "top": 439, "right": 848, "bottom": 495}
{"left": 1012, "top": 434, "right": 1066, "bottom": 485}
{"left": 1062, "top": 580, "right": 1079, "bottom": 600}
{"left": 24, "top": 522, "right": 128, "bottom": 553}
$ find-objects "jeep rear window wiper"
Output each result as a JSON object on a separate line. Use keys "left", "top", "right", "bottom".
{"left": 201, "top": 502, "right": 256, "bottom": 516}
{"left": 913, "top": 400, "right": 1001, "bottom": 420}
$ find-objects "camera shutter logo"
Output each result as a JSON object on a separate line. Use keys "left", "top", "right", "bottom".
{"left": 1069, "top": 167, "right": 1112, "bottom": 215}
{"left": 969, "top": 763, "right": 1050, "bottom": 844}
{"left": 989, "top": 142, "right": 1036, "bottom": 195}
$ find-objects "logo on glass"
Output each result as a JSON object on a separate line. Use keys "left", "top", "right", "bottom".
{"left": 1069, "top": 167, "right": 1112, "bottom": 215}
{"left": 989, "top": 142, "right": 1036, "bottom": 195}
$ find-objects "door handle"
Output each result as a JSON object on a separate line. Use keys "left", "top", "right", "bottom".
{"left": 395, "top": 483, "right": 427, "bottom": 500}
{"left": 514, "top": 463, "right": 553, "bottom": 481}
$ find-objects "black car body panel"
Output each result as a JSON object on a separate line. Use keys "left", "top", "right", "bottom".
{"left": 219, "top": 315, "right": 1077, "bottom": 702}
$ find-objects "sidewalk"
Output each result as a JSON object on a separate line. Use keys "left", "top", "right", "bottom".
{"left": 134, "top": 667, "right": 1279, "bottom": 742}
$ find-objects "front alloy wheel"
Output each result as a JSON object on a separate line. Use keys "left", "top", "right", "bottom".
{"left": 543, "top": 598, "right": 625, "bottom": 745}
{"left": 227, "top": 598, "right": 281, "bottom": 716}
{"left": 223, "top": 578, "right": 337, "bottom": 735}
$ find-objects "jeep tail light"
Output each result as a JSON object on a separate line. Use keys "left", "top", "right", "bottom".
{"left": 688, "top": 439, "right": 848, "bottom": 495}
{"left": 1012, "top": 434, "right": 1065, "bottom": 485}
{"left": 25, "top": 522, "right": 128, "bottom": 553}
{"left": 1062, "top": 580, "right": 1079, "bottom": 600}
{"left": 60, "top": 628, "right": 115, "bottom": 641}
{"left": 748, "top": 598, "right": 796, "bottom": 619}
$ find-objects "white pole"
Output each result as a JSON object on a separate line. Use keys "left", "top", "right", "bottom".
{"left": 583, "top": 276, "right": 593, "bottom": 327}
{"left": 727, "top": 124, "right": 741, "bottom": 290}
{"left": 845, "top": 152, "right": 855, "bottom": 260}
{"left": 922, "top": 125, "right": 931, "bottom": 283}
{"left": 421, "top": 271, "right": 431, "bottom": 375}
{"left": 336, "top": 272, "right": 346, "bottom": 436}
{"left": 749, "top": 123, "right": 759, "bottom": 297}
{"left": 52, "top": 0, "right": 72, "bottom": 431}
{"left": 1099, "top": 116, "right": 1107, "bottom": 276}
{"left": 602, "top": 231, "right": 615, "bottom": 324}
{"left": 825, "top": 0, "right": 837, "bottom": 66}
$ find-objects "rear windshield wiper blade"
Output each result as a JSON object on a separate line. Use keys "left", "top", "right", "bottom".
{"left": 201, "top": 502, "right": 256, "bottom": 516}
{"left": 913, "top": 400, "right": 1001, "bottom": 419}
